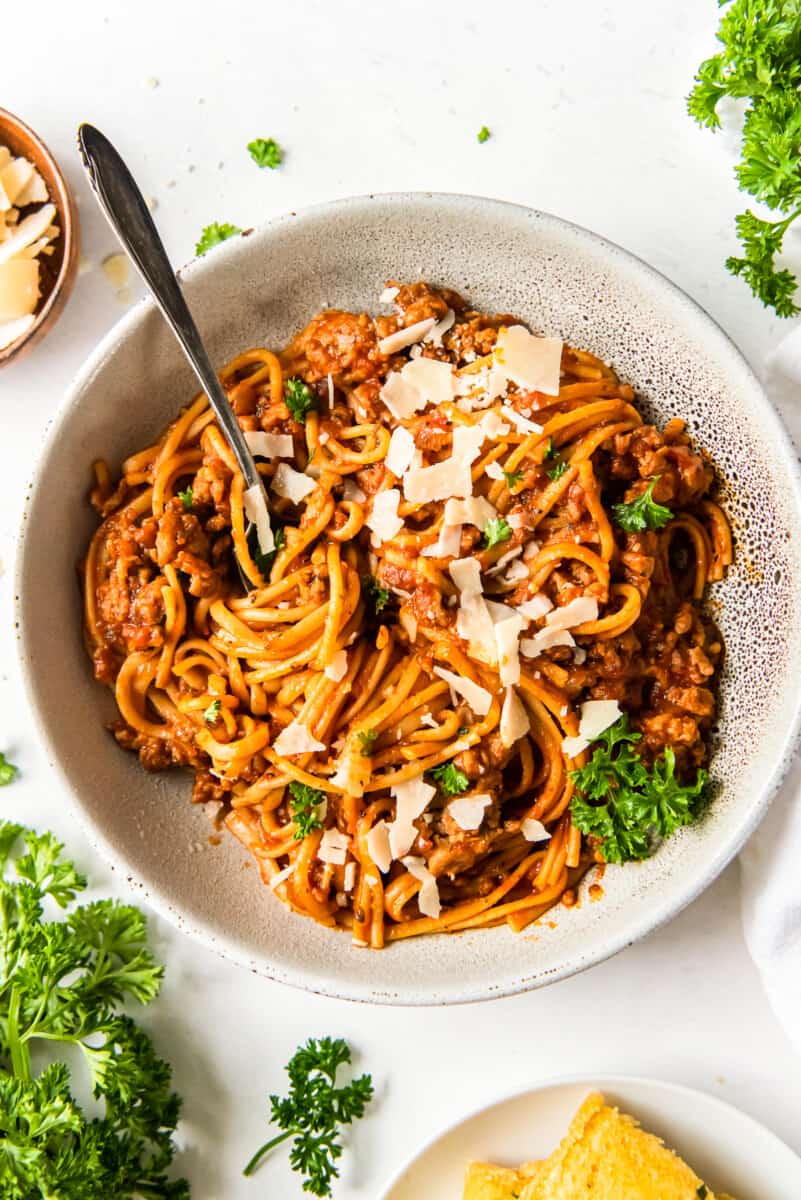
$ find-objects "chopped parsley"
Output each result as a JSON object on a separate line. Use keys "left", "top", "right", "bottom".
{"left": 482, "top": 516, "right": 512, "bottom": 549}
{"left": 284, "top": 376, "right": 318, "bottom": 423}
{"left": 543, "top": 436, "right": 558, "bottom": 460}
{"left": 177, "top": 485, "right": 193, "bottom": 510}
{"left": 429, "top": 759, "right": 469, "bottom": 796}
{"left": 288, "top": 781, "right": 326, "bottom": 840}
{"left": 195, "top": 221, "right": 241, "bottom": 255}
{"left": 357, "top": 730, "right": 378, "bottom": 757}
{"left": 546, "top": 459, "right": 568, "bottom": 482}
{"left": 503, "top": 468, "right": 523, "bottom": 489}
{"left": 247, "top": 137, "right": 283, "bottom": 169}
{"left": 0, "top": 822, "right": 186, "bottom": 1198}
{"left": 243, "top": 1036, "right": 374, "bottom": 1196}
{"left": 570, "top": 715, "right": 708, "bottom": 865}
{"left": 688, "top": 2, "right": 801, "bottom": 315}
{"left": 477, "top": 125, "right": 491, "bottom": 143}
{"left": 0, "top": 751, "right": 18, "bottom": 786}
{"left": 203, "top": 699, "right": 221, "bottom": 724}
{"left": 362, "top": 576, "right": 390, "bottom": 615}
{"left": 612, "top": 477, "right": 673, "bottom": 532}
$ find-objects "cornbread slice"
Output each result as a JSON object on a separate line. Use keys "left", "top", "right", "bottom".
{"left": 519, "top": 1092, "right": 725, "bottom": 1200}
{"left": 464, "top": 1159, "right": 542, "bottom": 1199}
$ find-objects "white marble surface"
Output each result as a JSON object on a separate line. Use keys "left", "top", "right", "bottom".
{"left": 3, "top": 2, "right": 801, "bottom": 1195}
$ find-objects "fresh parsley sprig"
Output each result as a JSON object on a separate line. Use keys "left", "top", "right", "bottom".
{"left": 429, "top": 759, "right": 469, "bottom": 796}
{"left": 570, "top": 716, "right": 708, "bottom": 864}
{"left": 285, "top": 378, "right": 318, "bottom": 423}
{"left": 482, "top": 516, "right": 512, "bottom": 549}
{"left": 0, "top": 751, "right": 18, "bottom": 786}
{"left": 0, "top": 822, "right": 187, "bottom": 1198}
{"left": 612, "top": 477, "right": 673, "bottom": 532}
{"left": 688, "top": 1, "right": 801, "bottom": 315}
{"left": 362, "top": 576, "right": 390, "bottom": 615}
{"left": 177, "top": 486, "right": 193, "bottom": 511}
{"left": 288, "top": 781, "right": 326, "bottom": 840}
{"left": 247, "top": 137, "right": 283, "bottom": 169}
{"left": 356, "top": 730, "right": 378, "bottom": 757}
{"left": 195, "top": 222, "right": 241, "bottom": 255}
{"left": 243, "top": 1037, "right": 373, "bottom": 1197}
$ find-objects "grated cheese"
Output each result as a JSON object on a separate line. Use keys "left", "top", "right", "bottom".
{"left": 401, "top": 356, "right": 455, "bottom": 406}
{"left": 424, "top": 307, "right": 456, "bottom": 345}
{"left": 485, "top": 461, "right": 506, "bottom": 481}
{"left": 324, "top": 649, "right": 348, "bottom": 682}
{"left": 421, "top": 522, "right": 462, "bottom": 558}
{"left": 561, "top": 699, "right": 622, "bottom": 757}
{"left": 402, "top": 857, "right": 441, "bottom": 918}
{"left": 243, "top": 483, "right": 275, "bottom": 555}
{"left": 385, "top": 426, "right": 416, "bottom": 477}
{"left": 521, "top": 817, "right": 551, "bottom": 842}
{"left": 379, "top": 285, "right": 399, "bottom": 303}
{"left": 268, "top": 863, "right": 296, "bottom": 891}
{"left": 444, "top": 495, "right": 497, "bottom": 529}
{"left": 500, "top": 685, "right": 530, "bottom": 747}
{"left": 366, "top": 820, "right": 392, "bottom": 873}
{"left": 545, "top": 596, "right": 599, "bottom": 630}
{"left": 367, "top": 487, "right": 403, "bottom": 546}
{"left": 500, "top": 403, "right": 543, "bottom": 435}
{"left": 343, "top": 861, "right": 357, "bottom": 892}
{"left": 379, "top": 370, "right": 427, "bottom": 419}
{"left": 516, "top": 593, "right": 554, "bottom": 621}
{"left": 432, "top": 666, "right": 492, "bottom": 716}
{"left": 388, "top": 776, "right": 435, "bottom": 859}
{"left": 317, "top": 828, "right": 351, "bottom": 865}
{"left": 520, "top": 628, "right": 575, "bottom": 658}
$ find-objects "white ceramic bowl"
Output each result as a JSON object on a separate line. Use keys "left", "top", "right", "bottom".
{"left": 17, "top": 193, "right": 801, "bottom": 1004}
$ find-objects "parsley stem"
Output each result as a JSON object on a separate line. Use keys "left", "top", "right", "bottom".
{"left": 7, "top": 986, "right": 31, "bottom": 1083}
{"left": 242, "top": 1128, "right": 295, "bottom": 1176}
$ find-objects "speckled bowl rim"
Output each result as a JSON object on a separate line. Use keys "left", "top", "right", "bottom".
{"left": 15, "top": 192, "right": 801, "bottom": 1005}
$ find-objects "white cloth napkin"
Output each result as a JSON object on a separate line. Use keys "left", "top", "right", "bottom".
{"left": 739, "top": 326, "right": 801, "bottom": 1053}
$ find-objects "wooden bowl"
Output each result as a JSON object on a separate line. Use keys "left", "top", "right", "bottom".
{"left": 0, "top": 108, "right": 80, "bottom": 367}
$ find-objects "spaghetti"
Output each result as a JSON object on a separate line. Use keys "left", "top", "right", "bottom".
{"left": 82, "top": 282, "right": 730, "bottom": 948}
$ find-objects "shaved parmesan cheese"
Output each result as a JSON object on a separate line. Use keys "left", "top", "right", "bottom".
{"left": 449, "top": 557, "right": 482, "bottom": 593}
{"left": 479, "top": 410, "right": 512, "bottom": 439}
{"left": 573, "top": 646, "right": 588, "bottom": 665}
{"left": 517, "top": 593, "right": 554, "bottom": 621}
{"left": 324, "top": 650, "right": 348, "bottom": 682}
{"left": 0, "top": 158, "right": 33, "bottom": 206}
{"left": 317, "top": 828, "right": 351, "bottom": 866}
{"left": 424, "top": 307, "right": 455, "bottom": 345}
{"left": 401, "top": 357, "right": 455, "bottom": 406}
{"left": 379, "top": 370, "right": 427, "bottom": 419}
{"left": 520, "top": 629, "right": 575, "bottom": 658}
{"left": 342, "top": 478, "right": 367, "bottom": 503}
{"left": 0, "top": 259, "right": 39, "bottom": 320}
{"left": 485, "top": 461, "right": 505, "bottom": 481}
{"left": 388, "top": 776, "right": 435, "bottom": 859}
{"left": 273, "top": 720, "right": 326, "bottom": 756}
{"left": 501, "top": 404, "right": 543, "bottom": 435}
{"left": 446, "top": 793, "right": 491, "bottom": 831}
{"left": 379, "top": 285, "right": 399, "bottom": 304}
{"left": 420, "top": 712, "right": 438, "bottom": 728}
{"left": 244, "top": 430, "right": 294, "bottom": 459}
{"left": 272, "top": 462, "right": 316, "bottom": 503}
{"left": 500, "top": 686, "right": 530, "bottom": 747}
{"left": 433, "top": 666, "right": 492, "bottom": 716}
{"left": 367, "top": 821, "right": 392, "bottom": 873}
{"left": 403, "top": 424, "right": 484, "bottom": 505}
{"left": 545, "top": 596, "right": 599, "bottom": 630}
{"left": 402, "top": 856, "right": 441, "bottom": 918}
{"left": 444, "top": 496, "right": 497, "bottom": 529}
{"left": 495, "top": 325, "right": 562, "bottom": 396}
{"left": 457, "top": 591, "right": 498, "bottom": 663}
{"left": 502, "top": 559, "right": 529, "bottom": 584}
{"left": 343, "top": 861, "right": 357, "bottom": 891}
{"left": 485, "top": 601, "right": 524, "bottom": 685}
{"left": 561, "top": 699, "right": 622, "bottom": 758}
{"left": 422, "top": 522, "right": 462, "bottom": 558}
{"left": 330, "top": 746, "right": 372, "bottom": 797}
{"left": 0, "top": 313, "right": 34, "bottom": 351}
{"left": 326, "top": 373, "right": 335, "bottom": 409}
{"left": 378, "top": 316, "right": 437, "bottom": 355}
{"left": 367, "top": 488, "right": 403, "bottom": 546}
{"left": 0, "top": 203, "right": 56, "bottom": 266}
{"left": 268, "top": 863, "right": 296, "bottom": 891}
{"left": 14, "top": 167, "right": 48, "bottom": 207}
{"left": 485, "top": 546, "right": 523, "bottom": 578}
{"left": 521, "top": 818, "right": 551, "bottom": 842}
{"left": 385, "top": 426, "right": 416, "bottom": 477}
{"left": 243, "top": 483, "right": 274, "bottom": 555}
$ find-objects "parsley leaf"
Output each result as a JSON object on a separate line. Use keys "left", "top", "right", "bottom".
{"left": 195, "top": 222, "right": 241, "bottom": 255}
{"left": 288, "top": 781, "right": 326, "bottom": 840}
{"left": 356, "top": 730, "right": 378, "bottom": 757}
{"left": 0, "top": 822, "right": 187, "bottom": 1198}
{"left": 247, "top": 137, "right": 283, "bottom": 169}
{"left": 477, "top": 125, "right": 491, "bottom": 144}
{"left": 0, "top": 751, "right": 18, "bottom": 786}
{"left": 177, "top": 486, "right": 193, "bottom": 511}
{"left": 285, "top": 377, "right": 318, "bottom": 423}
{"left": 429, "top": 760, "right": 469, "bottom": 796}
{"left": 503, "top": 468, "right": 523, "bottom": 489}
{"left": 612, "top": 477, "right": 673, "bottom": 532}
{"left": 482, "top": 516, "right": 512, "bottom": 549}
{"left": 362, "top": 576, "right": 390, "bottom": 614}
{"left": 688, "top": 3, "right": 801, "bottom": 314}
{"left": 542, "top": 436, "right": 558, "bottom": 460}
{"left": 243, "top": 1037, "right": 374, "bottom": 1196}
{"left": 570, "top": 716, "right": 708, "bottom": 864}
{"left": 203, "top": 699, "right": 221, "bottom": 725}
{"left": 546, "top": 460, "right": 568, "bottom": 482}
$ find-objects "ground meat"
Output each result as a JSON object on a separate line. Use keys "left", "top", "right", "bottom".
{"left": 110, "top": 720, "right": 203, "bottom": 771}
{"left": 155, "top": 501, "right": 210, "bottom": 566}
{"left": 291, "top": 309, "right": 384, "bottom": 385}
{"left": 393, "top": 281, "right": 463, "bottom": 325}
{"left": 408, "top": 581, "right": 450, "bottom": 628}
{"left": 608, "top": 424, "right": 712, "bottom": 506}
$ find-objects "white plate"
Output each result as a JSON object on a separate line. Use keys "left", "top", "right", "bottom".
{"left": 381, "top": 1075, "right": 801, "bottom": 1199}
{"left": 17, "top": 193, "right": 801, "bottom": 1003}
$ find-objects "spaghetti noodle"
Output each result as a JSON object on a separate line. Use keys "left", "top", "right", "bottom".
{"left": 82, "top": 282, "right": 730, "bottom": 947}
